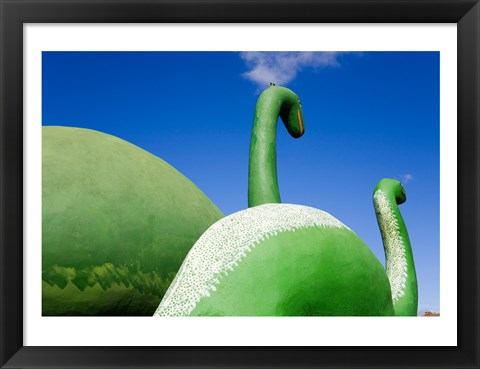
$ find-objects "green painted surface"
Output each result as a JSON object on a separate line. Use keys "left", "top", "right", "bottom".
{"left": 42, "top": 126, "right": 223, "bottom": 315}
{"left": 374, "top": 179, "right": 418, "bottom": 316}
{"left": 248, "top": 86, "right": 304, "bottom": 207}
{"left": 190, "top": 226, "right": 394, "bottom": 316}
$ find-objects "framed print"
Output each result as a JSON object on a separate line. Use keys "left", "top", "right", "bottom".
{"left": 0, "top": 0, "right": 479, "bottom": 368}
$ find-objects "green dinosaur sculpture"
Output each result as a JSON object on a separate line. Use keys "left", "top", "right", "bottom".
{"left": 154, "top": 85, "right": 417, "bottom": 316}
{"left": 42, "top": 126, "right": 223, "bottom": 315}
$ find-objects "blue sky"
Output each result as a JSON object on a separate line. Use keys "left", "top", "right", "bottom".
{"left": 42, "top": 51, "right": 440, "bottom": 313}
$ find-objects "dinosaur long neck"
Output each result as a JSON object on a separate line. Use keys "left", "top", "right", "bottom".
{"left": 374, "top": 189, "right": 418, "bottom": 316}
{"left": 248, "top": 88, "right": 299, "bottom": 207}
{"left": 248, "top": 94, "right": 282, "bottom": 207}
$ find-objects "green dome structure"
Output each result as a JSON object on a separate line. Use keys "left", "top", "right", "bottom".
{"left": 42, "top": 126, "right": 224, "bottom": 316}
{"left": 154, "top": 86, "right": 417, "bottom": 317}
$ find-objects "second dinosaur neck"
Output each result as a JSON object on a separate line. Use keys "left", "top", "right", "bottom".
{"left": 374, "top": 189, "right": 418, "bottom": 316}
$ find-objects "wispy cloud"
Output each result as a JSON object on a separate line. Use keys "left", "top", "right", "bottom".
{"left": 240, "top": 52, "right": 343, "bottom": 88}
{"left": 400, "top": 174, "right": 414, "bottom": 184}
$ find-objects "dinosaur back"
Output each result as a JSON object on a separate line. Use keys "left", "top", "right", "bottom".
{"left": 42, "top": 126, "right": 223, "bottom": 315}
{"left": 155, "top": 204, "right": 394, "bottom": 316}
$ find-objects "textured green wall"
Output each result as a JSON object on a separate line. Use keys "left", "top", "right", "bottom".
{"left": 42, "top": 126, "right": 223, "bottom": 315}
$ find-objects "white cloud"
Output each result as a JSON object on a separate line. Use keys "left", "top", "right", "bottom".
{"left": 401, "top": 174, "right": 414, "bottom": 184}
{"left": 240, "top": 52, "right": 342, "bottom": 88}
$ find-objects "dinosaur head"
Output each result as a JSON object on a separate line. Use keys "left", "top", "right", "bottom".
{"left": 374, "top": 178, "right": 407, "bottom": 205}
{"left": 280, "top": 95, "right": 304, "bottom": 139}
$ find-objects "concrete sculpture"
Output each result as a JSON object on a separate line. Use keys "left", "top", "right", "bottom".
{"left": 154, "top": 85, "right": 417, "bottom": 316}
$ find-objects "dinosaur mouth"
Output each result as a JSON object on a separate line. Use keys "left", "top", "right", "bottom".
{"left": 297, "top": 110, "right": 303, "bottom": 135}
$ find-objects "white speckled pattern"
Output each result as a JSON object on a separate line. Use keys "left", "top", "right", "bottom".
{"left": 373, "top": 189, "right": 408, "bottom": 302}
{"left": 154, "top": 203, "right": 350, "bottom": 317}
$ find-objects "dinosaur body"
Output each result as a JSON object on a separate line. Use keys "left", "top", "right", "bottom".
{"left": 42, "top": 126, "right": 223, "bottom": 315}
{"left": 155, "top": 203, "right": 394, "bottom": 316}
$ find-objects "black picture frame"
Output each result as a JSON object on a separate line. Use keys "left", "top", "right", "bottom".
{"left": 1, "top": 1, "right": 479, "bottom": 368}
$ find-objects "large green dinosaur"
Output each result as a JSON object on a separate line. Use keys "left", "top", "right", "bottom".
{"left": 154, "top": 85, "right": 417, "bottom": 317}
{"left": 42, "top": 126, "right": 223, "bottom": 315}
